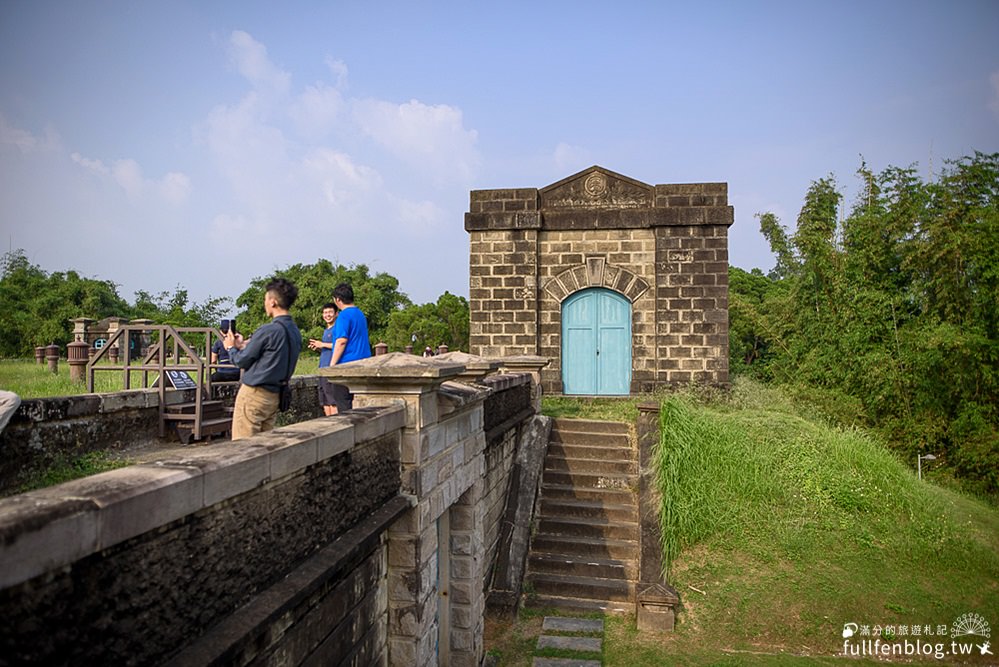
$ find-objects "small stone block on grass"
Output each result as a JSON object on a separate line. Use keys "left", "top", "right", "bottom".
{"left": 532, "top": 658, "right": 602, "bottom": 667}
{"left": 536, "top": 635, "right": 602, "bottom": 653}
{"left": 541, "top": 617, "right": 604, "bottom": 634}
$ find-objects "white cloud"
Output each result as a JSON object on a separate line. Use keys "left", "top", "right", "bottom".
{"left": 989, "top": 71, "right": 999, "bottom": 120}
{"left": 394, "top": 198, "right": 444, "bottom": 231}
{"left": 112, "top": 158, "right": 144, "bottom": 198}
{"left": 289, "top": 82, "right": 344, "bottom": 140}
{"left": 71, "top": 152, "right": 109, "bottom": 175}
{"left": 326, "top": 57, "right": 349, "bottom": 89}
{"left": 352, "top": 98, "right": 479, "bottom": 185}
{"left": 69, "top": 152, "right": 190, "bottom": 204}
{"left": 159, "top": 172, "right": 192, "bottom": 205}
{"left": 1, "top": 115, "right": 60, "bottom": 153}
{"left": 228, "top": 30, "right": 290, "bottom": 96}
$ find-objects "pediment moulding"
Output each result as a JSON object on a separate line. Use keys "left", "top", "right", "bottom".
{"left": 465, "top": 166, "right": 732, "bottom": 231}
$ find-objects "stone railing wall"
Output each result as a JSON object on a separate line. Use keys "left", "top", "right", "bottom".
{"left": 0, "top": 353, "right": 549, "bottom": 666}
{"left": 0, "top": 376, "right": 321, "bottom": 494}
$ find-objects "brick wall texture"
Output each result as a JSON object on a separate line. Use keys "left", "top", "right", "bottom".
{"left": 465, "top": 166, "right": 733, "bottom": 394}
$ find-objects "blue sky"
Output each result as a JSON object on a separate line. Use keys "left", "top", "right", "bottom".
{"left": 1, "top": 1, "right": 997, "bottom": 310}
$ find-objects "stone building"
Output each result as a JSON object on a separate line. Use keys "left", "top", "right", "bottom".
{"left": 465, "top": 166, "right": 734, "bottom": 396}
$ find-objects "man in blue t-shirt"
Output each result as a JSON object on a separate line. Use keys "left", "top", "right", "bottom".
{"left": 307, "top": 302, "right": 339, "bottom": 415}
{"left": 329, "top": 283, "right": 371, "bottom": 412}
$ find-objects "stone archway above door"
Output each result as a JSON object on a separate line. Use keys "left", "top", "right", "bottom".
{"left": 543, "top": 256, "right": 650, "bottom": 304}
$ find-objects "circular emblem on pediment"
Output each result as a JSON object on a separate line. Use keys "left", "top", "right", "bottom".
{"left": 584, "top": 172, "right": 607, "bottom": 198}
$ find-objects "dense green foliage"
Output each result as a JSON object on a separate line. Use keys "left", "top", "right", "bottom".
{"left": 235, "top": 260, "right": 471, "bottom": 355}
{"left": 729, "top": 152, "right": 999, "bottom": 492}
{"left": 382, "top": 291, "right": 470, "bottom": 353}
{"left": 233, "top": 259, "right": 412, "bottom": 348}
{"left": 0, "top": 250, "right": 231, "bottom": 358}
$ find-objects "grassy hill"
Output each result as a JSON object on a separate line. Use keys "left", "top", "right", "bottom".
{"left": 489, "top": 381, "right": 998, "bottom": 665}
{"left": 632, "top": 379, "right": 999, "bottom": 664}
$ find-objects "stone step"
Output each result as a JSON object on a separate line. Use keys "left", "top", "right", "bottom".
{"left": 542, "top": 617, "right": 604, "bottom": 634}
{"left": 537, "top": 516, "right": 639, "bottom": 541}
{"left": 536, "top": 635, "right": 602, "bottom": 653}
{"left": 540, "top": 498, "right": 638, "bottom": 523}
{"left": 528, "top": 572, "right": 637, "bottom": 603}
{"left": 540, "top": 483, "right": 635, "bottom": 505}
{"left": 525, "top": 594, "right": 633, "bottom": 615}
{"left": 541, "top": 469, "right": 636, "bottom": 491}
{"left": 550, "top": 429, "right": 631, "bottom": 448}
{"left": 532, "top": 658, "right": 602, "bottom": 667}
{"left": 530, "top": 534, "right": 639, "bottom": 561}
{"left": 548, "top": 441, "right": 636, "bottom": 461}
{"left": 545, "top": 455, "right": 637, "bottom": 475}
{"left": 552, "top": 418, "right": 630, "bottom": 436}
{"left": 529, "top": 552, "right": 639, "bottom": 580}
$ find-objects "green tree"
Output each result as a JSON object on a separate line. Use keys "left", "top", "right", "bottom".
{"left": 384, "top": 291, "right": 470, "bottom": 353}
{"left": 0, "top": 251, "right": 132, "bottom": 356}
{"left": 235, "top": 260, "right": 412, "bottom": 350}
{"left": 747, "top": 152, "right": 999, "bottom": 493}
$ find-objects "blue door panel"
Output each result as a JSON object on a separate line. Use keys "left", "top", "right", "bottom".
{"left": 562, "top": 288, "right": 631, "bottom": 395}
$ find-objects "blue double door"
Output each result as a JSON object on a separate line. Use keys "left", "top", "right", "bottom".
{"left": 561, "top": 288, "right": 632, "bottom": 395}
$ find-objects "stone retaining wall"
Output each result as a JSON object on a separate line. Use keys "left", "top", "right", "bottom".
{"left": 0, "top": 376, "right": 321, "bottom": 494}
{"left": 0, "top": 354, "right": 547, "bottom": 666}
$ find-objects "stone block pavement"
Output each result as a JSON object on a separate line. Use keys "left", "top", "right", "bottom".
{"left": 531, "top": 616, "right": 604, "bottom": 667}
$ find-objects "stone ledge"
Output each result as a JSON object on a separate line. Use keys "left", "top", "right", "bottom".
{"left": 0, "top": 404, "right": 406, "bottom": 589}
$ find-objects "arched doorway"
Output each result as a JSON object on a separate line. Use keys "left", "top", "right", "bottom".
{"left": 561, "top": 288, "right": 632, "bottom": 395}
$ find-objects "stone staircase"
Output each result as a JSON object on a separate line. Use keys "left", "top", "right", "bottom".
{"left": 525, "top": 418, "right": 639, "bottom": 614}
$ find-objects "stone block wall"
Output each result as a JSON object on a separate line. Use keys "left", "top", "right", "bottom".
{"left": 466, "top": 166, "right": 733, "bottom": 395}
{"left": 0, "top": 406, "right": 407, "bottom": 665}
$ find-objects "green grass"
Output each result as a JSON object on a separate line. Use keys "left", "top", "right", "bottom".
{"left": 542, "top": 395, "right": 643, "bottom": 422}
{"left": 12, "top": 450, "right": 132, "bottom": 495}
{"left": 497, "top": 380, "right": 999, "bottom": 664}
{"left": 646, "top": 378, "right": 999, "bottom": 662}
{"left": 0, "top": 357, "right": 321, "bottom": 399}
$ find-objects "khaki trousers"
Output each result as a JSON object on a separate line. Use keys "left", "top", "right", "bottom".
{"left": 231, "top": 384, "right": 280, "bottom": 441}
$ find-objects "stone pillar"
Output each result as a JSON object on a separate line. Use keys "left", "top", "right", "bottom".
{"left": 404, "top": 344, "right": 414, "bottom": 355}
{"left": 496, "top": 355, "right": 550, "bottom": 412}
{"left": 636, "top": 401, "right": 680, "bottom": 631}
{"left": 45, "top": 344, "right": 60, "bottom": 374}
{"left": 319, "top": 353, "right": 489, "bottom": 667}
{"left": 448, "top": 482, "right": 486, "bottom": 664}
{"left": 67, "top": 341, "right": 90, "bottom": 383}
{"left": 105, "top": 317, "right": 127, "bottom": 362}
{"left": 70, "top": 317, "right": 94, "bottom": 343}
{"left": 34, "top": 346, "right": 45, "bottom": 365}
{"left": 374, "top": 342, "right": 388, "bottom": 356}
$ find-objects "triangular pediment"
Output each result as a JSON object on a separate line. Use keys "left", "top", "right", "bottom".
{"left": 540, "top": 166, "right": 653, "bottom": 210}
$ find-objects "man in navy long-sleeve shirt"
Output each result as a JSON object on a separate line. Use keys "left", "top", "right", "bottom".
{"left": 223, "top": 278, "right": 301, "bottom": 440}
